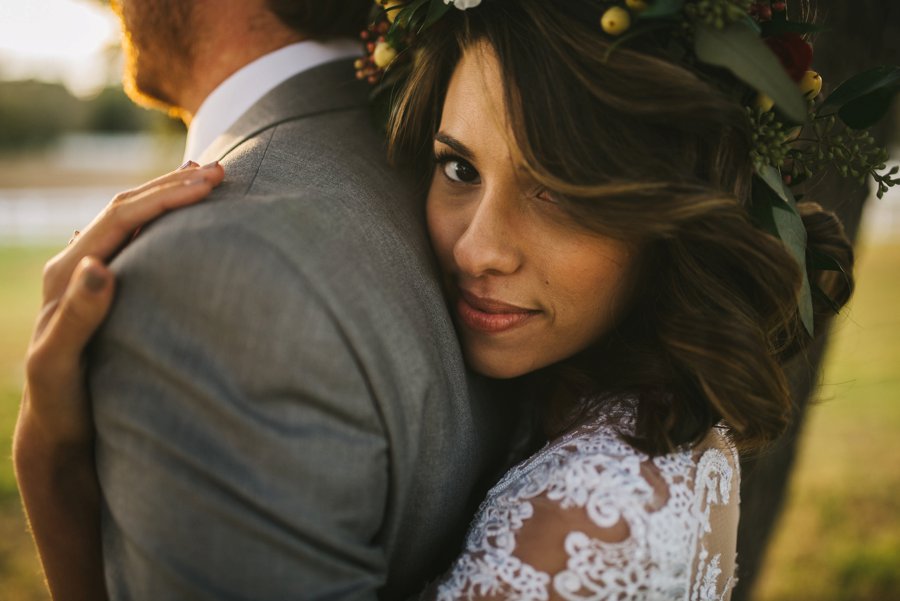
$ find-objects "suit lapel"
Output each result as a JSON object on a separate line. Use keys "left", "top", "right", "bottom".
{"left": 198, "top": 58, "right": 370, "bottom": 164}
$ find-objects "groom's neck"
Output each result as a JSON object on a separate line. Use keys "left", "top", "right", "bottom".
{"left": 176, "top": 3, "right": 304, "bottom": 125}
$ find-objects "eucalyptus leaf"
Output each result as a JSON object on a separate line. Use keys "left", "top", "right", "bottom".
{"left": 771, "top": 203, "right": 814, "bottom": 336}
{"left": 421, "top": 0, "right": 451, "bottom": 31}
{"left": 639, "top": 0, "right": 684, "bottom": 19}
{"left": 392, "top": 0, "right": 430, "bottom": 31}
{"left": 752, "top": 174, "right": 813, "bottom": 336}
{"left": 739, "top": 15, "right": 762, "bottom": 35}
{"left": 749, "top": 179, "right": 779, "bottom": 236}
{"left": 837, "top": 86, "right": 899, "bottom": 129}
{"left": 822, "top": 65, "right": 900, "bottom": 108}
{"left": 694, "top": 22, "right": 807, "bottom": 123}
{"left": 757, "top": 164, "right": 795, "bottom": 207}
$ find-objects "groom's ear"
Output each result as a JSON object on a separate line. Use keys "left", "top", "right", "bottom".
{"left": 265, "top": 0, "right": 372, "bottom": 39}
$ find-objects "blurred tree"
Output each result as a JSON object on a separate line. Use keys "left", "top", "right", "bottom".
{"left": 0, "top": 80, "right": 83, "bottom": 151}
{"left": 85, "top": 86, "right": 183, "bottom": 133}
{"left": 86, "top": 85, "right": 147, "bottom": 131}
{"left": 734, "top": 2, "right": 900, "bottom": 600}
{"left": 0, "top": 80, "right": 183, "bottom": 154}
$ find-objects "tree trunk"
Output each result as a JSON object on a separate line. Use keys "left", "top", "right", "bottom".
{"left": 733, "top": 2, "right": 900, "bottom": 599}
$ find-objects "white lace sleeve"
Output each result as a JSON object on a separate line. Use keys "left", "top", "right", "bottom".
{"left": 433, "top": 421, "right": 740, "bottom": 601}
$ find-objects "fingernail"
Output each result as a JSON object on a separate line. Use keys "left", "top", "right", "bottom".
{"left": 83, "top": 266, "right": 107, "bottom": 293}
{"left": 184, "top": 177, "right": 207, "bottom": 186}
{"left": 178, "top": 160, "right": 198, "bottom": 170}
{"left": 201, "top": 160, "right": 219, "bottom": 169}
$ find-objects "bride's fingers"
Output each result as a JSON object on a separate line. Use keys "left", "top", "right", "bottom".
{"left": 35, "top": 258, "right": 114, "bottom": 361}
{"left": 82, "top": 164, "right": 225, "bottom": 255}
{"left": 26, "top": 258, "right": 115, "bottom": 444}
{"left": 104, "top": 159, "right": 200, "bottom": 204}
{"left": 42, "top": 164, "right": 224, "bottom": 303}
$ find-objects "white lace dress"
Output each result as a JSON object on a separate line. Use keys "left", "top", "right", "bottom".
{"left": 433, "top": 411, "right": 740, "bottom": 601}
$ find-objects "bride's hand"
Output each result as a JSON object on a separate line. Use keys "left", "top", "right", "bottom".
{"left": 19, "top": 160, "right": 224, "bottom": 447}
{"left": 13, "top": 160, "right": 224, "bottom": 601}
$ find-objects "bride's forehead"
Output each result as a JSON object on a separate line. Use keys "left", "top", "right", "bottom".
{"left": 447, "top": 43, "right": 505, "bottom": 105}
{"left": 442, "top": 44, "right": 512, "bottom": 140}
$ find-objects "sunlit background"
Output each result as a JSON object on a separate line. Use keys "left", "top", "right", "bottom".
{"left": 0, "top": 0, "right": 119, "bottom": 96}
{"left": 0, "top": 2, "right": 898, "bottom": 600}
{"left": 0, "top": 0, "right": 183, "bottom": 244}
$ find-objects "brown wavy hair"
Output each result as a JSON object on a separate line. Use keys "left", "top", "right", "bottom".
{"left": 388, "top": 0, "right": 854, "bottom": 455}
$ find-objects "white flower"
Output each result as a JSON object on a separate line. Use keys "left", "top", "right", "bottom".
{"left": 443, "top": 0, "right": 482, "bottom": 9}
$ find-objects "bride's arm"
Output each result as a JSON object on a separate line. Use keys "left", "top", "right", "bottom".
{"left": 12, "top": 161, "right": 224, "bottom": 600}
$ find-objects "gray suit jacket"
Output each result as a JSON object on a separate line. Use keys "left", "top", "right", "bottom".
{"left": 89, "top": 59, "right": 507, "bottom": 600}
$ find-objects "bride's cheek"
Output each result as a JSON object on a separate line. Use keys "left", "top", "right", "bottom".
{"left": 425, "top": 195, "right": 450, "bottom": 257}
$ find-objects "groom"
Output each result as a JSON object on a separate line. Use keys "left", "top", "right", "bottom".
{"left": 88, "top": 0, "right": 508, "bottom": 598}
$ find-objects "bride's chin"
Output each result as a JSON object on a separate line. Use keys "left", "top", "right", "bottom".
{"left": 463, "top": 348, "right": 534, "bottom": 380}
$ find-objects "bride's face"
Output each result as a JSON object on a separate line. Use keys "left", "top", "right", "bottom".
{"left": 427, "top": 43, "right": 637, "bottom": 379}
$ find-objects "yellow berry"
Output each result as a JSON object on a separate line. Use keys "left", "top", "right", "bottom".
{"left": 625, "top": 0, "right": 648, "bottom": 11}
{"left": 601, "top": 6, "right": 631, "bottom": 36}
{"left": 799, "top": 70, "right": 823, "bottom": 98}
{"left": 755, "top": 93, "right": 775, "bottom": 112}
{"left": 381, "top": 0, "right": 403, "bottom": 24}
{"left": 373, "top": 41, "right": 398, "bottom": 68}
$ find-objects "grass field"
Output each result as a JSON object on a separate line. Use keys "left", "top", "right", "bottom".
{"left": 0, "top": 240, "right": 898, "bottom": 600}
{"left": 754, "top": 238, "right": 900, "bottom": 601}
{"left": 0, "top": 245, "right": 57, "bottom": 601}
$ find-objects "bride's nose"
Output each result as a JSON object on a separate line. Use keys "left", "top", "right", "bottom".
{"left": 452, "top": 188, "right": 523, "bottom": 277}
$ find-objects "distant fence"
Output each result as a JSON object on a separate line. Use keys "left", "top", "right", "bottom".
{"left": 0, "top": 186, "right": 116, "bottom": 244}
{"left": 0, "top": 132, "right": 181, "bottom": 244}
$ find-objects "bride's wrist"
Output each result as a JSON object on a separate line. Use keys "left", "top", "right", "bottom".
{"left": 13, "top": 394, "right": 95, "bottom": 476}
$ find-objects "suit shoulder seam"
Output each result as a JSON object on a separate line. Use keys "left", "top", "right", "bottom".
{"left": 243, "top": 128, "right": 276, "bottom": 196}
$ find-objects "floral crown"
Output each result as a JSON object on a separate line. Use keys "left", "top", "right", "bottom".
{"left": 356, "top": 0, "right": 900, "bottom": 336}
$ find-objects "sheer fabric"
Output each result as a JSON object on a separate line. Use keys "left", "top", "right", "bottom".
{"left": 433, "top": 405, "right": 740, "bottom": 601}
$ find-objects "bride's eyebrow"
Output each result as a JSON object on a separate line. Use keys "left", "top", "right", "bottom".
{"left": 434, "top": 132, "right": 475, "bottom": 160}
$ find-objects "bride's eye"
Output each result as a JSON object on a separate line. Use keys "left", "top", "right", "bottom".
{"left": 435, "top": 153, "right": 481, "bottom": 185}
{"left": 535, "top": 189, "right": 557, "bottom": 204}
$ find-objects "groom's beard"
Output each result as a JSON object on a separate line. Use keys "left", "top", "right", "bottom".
{"left": 111, "top": 0, "right": 196, "bottom": 118}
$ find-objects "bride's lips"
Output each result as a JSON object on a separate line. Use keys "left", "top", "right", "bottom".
{"left": 456, "top": 289, "right": 541, "bottom": 334}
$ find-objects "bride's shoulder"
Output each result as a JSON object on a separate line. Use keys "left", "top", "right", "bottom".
{"left": 500, "top": 404, "right": 739, "bottom": 512}
{"left": 434, "top": 402, "right": 741, "bottom": 601}
{"left": 477, "top": 401, "right": 741, "bottom": 556}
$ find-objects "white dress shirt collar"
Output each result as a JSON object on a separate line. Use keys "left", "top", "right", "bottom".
{"left": 183, "top": 38, "right": 362, "bottom": 162}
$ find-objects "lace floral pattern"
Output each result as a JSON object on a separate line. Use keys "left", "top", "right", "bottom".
{"left": 435, "top": 410, "right": 740, "bottom": 601}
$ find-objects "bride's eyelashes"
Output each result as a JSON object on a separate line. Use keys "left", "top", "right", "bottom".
{"left": 434, "top": 150, "right": 481, "bottom": 185}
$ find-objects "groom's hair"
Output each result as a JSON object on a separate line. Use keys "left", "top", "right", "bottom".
{"left": 266, "top": 0, "right": 372, "bottom": 38}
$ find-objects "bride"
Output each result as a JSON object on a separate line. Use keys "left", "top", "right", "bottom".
{"left": 15, "top": 0, "right": 860, "bottom": 598}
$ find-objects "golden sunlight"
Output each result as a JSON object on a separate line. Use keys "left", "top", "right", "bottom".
{"left": 0, "top": 0, "right": 119, "bottom": 96}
